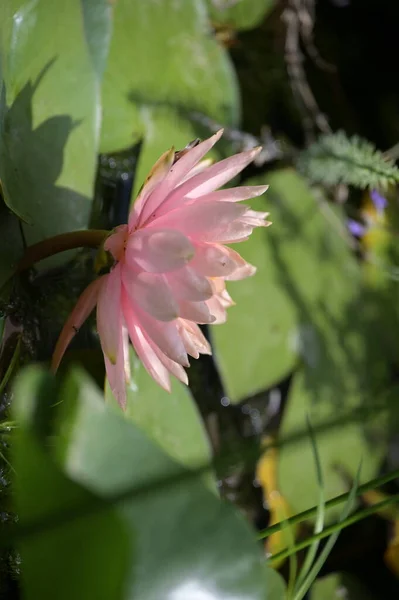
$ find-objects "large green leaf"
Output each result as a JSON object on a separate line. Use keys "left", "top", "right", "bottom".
{"left": 277, "top": 372, "right": 391, "bottom": 521}
{"left": 0, "top": 1, "right": 111, "bottom": 247}
{"left": 210, "top": 202, "right": 298, "bottom": 401}
{"left": 212, "top": 169, "right": 392, "bottom": 398}
{"left": 14, "top": 366, "right": 272, "bottom": 599}
{"left": 212, "top": 169, "right": 336, "bottom": 401}
{"left": 12, "top": 368, "right": 129, "bottom": 600}
{"left": 277, "top": 262, "right": 397, "bottom": 518}
{"left": 206, "top": 0, "right": 276, "bottom": 30}
{"left": 100, "top": 0, "right": 239, "bottom": 155}
{"left": 211, "top": 169, "right": 394, "bottom": 517}
{"left": 106, "top": 349, "right": 212, "bottom": 473}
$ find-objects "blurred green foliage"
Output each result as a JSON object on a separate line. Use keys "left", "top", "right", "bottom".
{"left": 13, "top": 366, "right": 278, "bottom": 599}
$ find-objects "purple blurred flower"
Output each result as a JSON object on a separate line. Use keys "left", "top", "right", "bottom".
{"left": 347, "top": 219, "right": 367, "bottom": 237}
{"left": 370, "top": 189, "right": 387, "bottom": 216}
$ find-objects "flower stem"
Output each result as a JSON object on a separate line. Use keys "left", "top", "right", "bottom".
{"left": 17, "top": 229, "right": 109, "bottom": 272}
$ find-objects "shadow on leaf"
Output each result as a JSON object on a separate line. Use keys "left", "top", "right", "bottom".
{"left": 0, "top": 63, "right": 89, "bottom": 248}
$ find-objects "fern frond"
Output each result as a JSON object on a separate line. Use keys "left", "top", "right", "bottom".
{"left": 298, "top": 131, "right": 399, "bottom": 189}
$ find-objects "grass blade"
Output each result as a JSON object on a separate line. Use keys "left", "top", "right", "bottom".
{"left": 292, "top": 461, "right": 361, "bottom": 600}
{"left": 258, "top": 466, "right": 399, "bottom": 540}
{"left": 294, "top": 418, "right": 325, "bottom": 592}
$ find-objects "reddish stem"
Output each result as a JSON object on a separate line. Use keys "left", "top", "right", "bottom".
{"left": 17, "top": 229, "right": 109, "bottom": 272}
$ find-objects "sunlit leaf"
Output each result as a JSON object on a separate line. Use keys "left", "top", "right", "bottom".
{"left": 213, "top": 168, "right": 354, "bottom": 401}
{"left": 211, "top": 169, "right": 394, "bottom": 519}
{"left": 213, "top": 168, "right": 392, "bottom": 401}
{"left": 277, "top": 373, "right": 389, "bottom": 522}
{"left": 100, "top": 0, "right": 239, "bottom": 155}
{"left": 0, "top": 0, "right": 111, "bottom": 249}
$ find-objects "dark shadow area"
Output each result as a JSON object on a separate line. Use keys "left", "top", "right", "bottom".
{"left": 91, "top": 143, "right": 141, "bottom": 230}
{"left": 0, "top": 63, "right": 89, "bottom": 247}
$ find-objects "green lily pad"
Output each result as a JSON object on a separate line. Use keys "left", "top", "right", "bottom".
{"left": 13, "top": 366, "right": 274, "bottom": 599}
{"left": 210, "top": 205, "right": 298, "bottom": 402}
{"left": 278, "top": 370, "right": 390, "bottom": 521}
{"left": 213, "top": 168, "right": 349, "bottom": 401}
{"left": 206, "top": 0, "right": 277, "bottom": 31}
{"left": 106, "top": 349, "right": 212, "bottom": 474}
{"left": 212, "top": 169, "right": 393, "bottom": 400}
{"left": 210, "top": 169, "right": 394, "bottom": 516}
{"left": 100, "top": 0, "right": 239, "bottom": 154}
{"left": 0, "top": 0, "right": 111, "bottom": 247}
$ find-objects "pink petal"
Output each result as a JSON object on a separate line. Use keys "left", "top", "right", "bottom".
{"left": 167, "top": 130, "right": 223, "bottom": 188}
{"left": 178, "top": 300, "right": 216, "bottom": 324}
{"left": 190, "top": 243, "right": 243, "bottom": 277}
{"left": 218, "top": 289, "right": 235, "bottom": 308}
{"left": 163, "top": 146, "right": 262, "bottom": 208}
{"left": 180, "top": 158, "right": 213, "bottom": 182}
{"left": 209, "top": 279, "right": 235, "bottom": 312}
{"left": 97, "top": 265, "right": 122, "bottom": 364}
{"left": 189, "top": 184, "right": 269, "bottom": 204}
{"left": 104, "top": 225, "right": 129, "bottom": 261}
{"left": 153, "top": 183, "right": 269, "bottom": 218}
{"left": 129, "top": 147, "right": 175, "bottom": 228}
{"left": 51, "top": 277, "right": 103, "bottom": 372}
{"left": 150, "top": 340, "right": 189, "bottom": 386}
{"left": 177, "top": 319, "right": 211, "bottom": 358}
{"left": 138, "top": 130, "right": 224, "bottom": 224}
{"left": 167, "top": 266, "right": 213, "bottom": 301}
{"left": 216, "top": 213, "right": 271, "bottom": 243}
{"left": 104, "top": 324, "right": 129, "bottom": 409}
{"left": 218, "top": 245, "right": 248, "bottom": 267}
{"left": 241, "top": 209, "right": 270, "bottom": 227}
{"left": 123, "top": 300, "right": 171, "bottom": 391}
{"left": 122, "top": 268, "right": 178, "bottom": 322}
{"left": 121, "top": 324, "right": 132, "bottom": 384}
{"left": 226, "top": 262, "right": 257, "bottom": 281}
{"left": 206, "top": 295, "right": 227, "bottom": 324}
{"left": 126, "top": 228, "right": 194, "bottom": 273}
{"left": 122, "top": 287, "right": 189, "bottom": 366}
{"left": 210, "top": 277, "right": 227, "bottom": 295}
{"left": 178, "top": 327, "right": 200, "bottom": 359}
{"left": 151, "top": 201, "right": 247, "bottom": 241}
{"left": 206, "top": 220, "right": 255, "bottom": 243}
{"left": 105, "top": 355, "right": 127, "bottom": 409}
{"left": 210, "top": 245, "right": 256, "bottom": 280}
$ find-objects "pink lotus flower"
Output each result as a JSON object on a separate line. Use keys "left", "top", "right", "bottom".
{"left": 52, "top": 130, "right": 270, "bottom": 407}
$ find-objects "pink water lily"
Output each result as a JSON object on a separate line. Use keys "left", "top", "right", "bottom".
{"left": 52, "top": 130, "right": 270, "bottom": 407}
